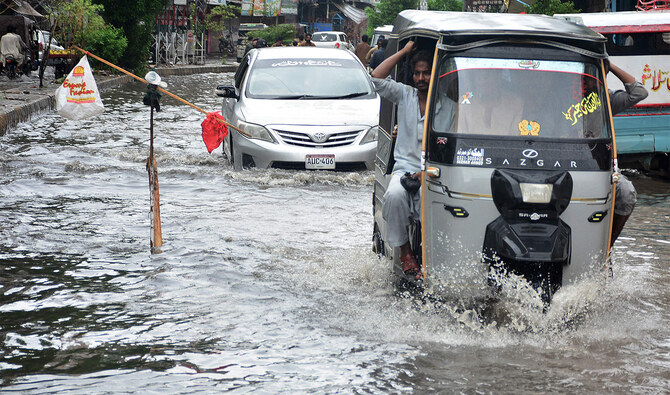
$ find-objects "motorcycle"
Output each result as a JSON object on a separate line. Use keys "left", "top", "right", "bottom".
{"left": 373, "top": 10, "right": 617, "bottom": 307}
{"left": 219, "top": 36, "right": 235, "bottom": 55}
{"left": 3, "top": 55, "right": 18, "bottom": 79}
{"left": 2, "top": 52, "right": 32, "bottom": 79}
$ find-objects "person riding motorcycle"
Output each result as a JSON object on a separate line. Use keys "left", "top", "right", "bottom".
{"left": 1, "top": 25, "right": 28, "bottom": 71}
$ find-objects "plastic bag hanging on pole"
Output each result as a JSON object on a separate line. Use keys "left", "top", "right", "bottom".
{"left": 201, "top": 111, "right": 229, "bottom": 153}
{"left": 54, "top": 55, "right": 105, "bottom": 120}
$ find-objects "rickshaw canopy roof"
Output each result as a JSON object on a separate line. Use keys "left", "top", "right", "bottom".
{"left": 392, "top": 10, "right": 607, "bottom": 54}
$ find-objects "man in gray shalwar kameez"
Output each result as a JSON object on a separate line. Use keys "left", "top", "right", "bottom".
{"left": 370, "top": 42, "right": 456, "bottom": 278}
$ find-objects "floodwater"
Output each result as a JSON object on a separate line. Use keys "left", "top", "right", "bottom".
{"left": 1, "top": 73, "right": 669, "bottom": 393}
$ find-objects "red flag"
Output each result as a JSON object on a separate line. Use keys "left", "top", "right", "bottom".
{"left": 201, "top": 111, "right": 229, "bottom": 153}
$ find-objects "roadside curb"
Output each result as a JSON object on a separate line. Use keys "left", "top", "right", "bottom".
{"left": 0, "top": 63, "right": 237, "bottom": 137}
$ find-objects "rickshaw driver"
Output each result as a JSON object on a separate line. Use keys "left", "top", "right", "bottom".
{"left": 371, "top": 41, "right": 456, "bottom": 279}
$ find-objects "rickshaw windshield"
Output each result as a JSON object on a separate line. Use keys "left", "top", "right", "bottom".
{"left": 432, "top": 57, "right": 610, "bottom": 139}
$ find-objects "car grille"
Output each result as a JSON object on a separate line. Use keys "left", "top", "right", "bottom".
{"left": 274, "top": 129, "right": 362, "bottom": 148}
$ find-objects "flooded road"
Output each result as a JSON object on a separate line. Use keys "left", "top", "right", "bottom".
{"left": 1, "top": 73, "right": 669, "bottom": 393}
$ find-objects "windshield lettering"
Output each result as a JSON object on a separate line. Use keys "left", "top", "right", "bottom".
{"left": 271, "top": 60, "right": 343, "bottom": 67}
{"left": 562, "top": 92, "right": 601, "bottom": 126}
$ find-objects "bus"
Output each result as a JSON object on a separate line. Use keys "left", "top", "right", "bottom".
{"left": 555, "top": 11, "right": 670, "bottom": 174}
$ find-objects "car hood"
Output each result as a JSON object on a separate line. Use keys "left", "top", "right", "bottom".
{"left": 239, "top": 97, "right": 380, "bottom": 126}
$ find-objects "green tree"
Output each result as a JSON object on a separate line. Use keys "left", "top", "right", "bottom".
{"left": 93, "top": 0, "right": 172, "bottom": 74}
{"left": 428, "top": 0, "right": 464, "bottom": 11}
{"left": 250, "top": 24, "right": 296, "bottom": 44}
{"left": 526, "top": 0, "right": 580, "bottom": 15}
{"left": 365, "top": 0, "right": 417, "bottom": 37}
{"left": 206, "top": 4, "right": 241, "bottom": 37}
{"left": 50, "top": 0, "right": 127, "bottom": 65}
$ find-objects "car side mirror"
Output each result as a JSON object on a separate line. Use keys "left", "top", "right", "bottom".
{"left": 216, "top": 85, "right": 239, "bottom": 99}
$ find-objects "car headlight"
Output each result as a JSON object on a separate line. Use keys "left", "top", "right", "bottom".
{"left": 360, "top": 125, "right": 378, "bottom": 145}
{"left": 236, "top": 120, "right": 276, "bottom": 143}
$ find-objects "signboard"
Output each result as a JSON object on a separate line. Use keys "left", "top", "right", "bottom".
{"left": 266, "top": 0, "right": 281, "bottom": 16}
{"left": 253, "top": 0, "right": 265, "bottom": 16}
{"left": 610, "top": 55, "right": 670, "bottom": 105}
{"left": 281, "top": 0, "right": 298, "bottom": 15}
{"left": 464, "top": 0, "right": 505, "bottom": 12}
{"left": 312, "top": 23, "right": 332, "bottom": 32}
{"left": 241, "top": 0, "right": 253, "bottom": 16}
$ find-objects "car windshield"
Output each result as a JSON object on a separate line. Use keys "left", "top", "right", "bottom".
{"left": 42, "top": 31, "right": 61, "bottom": 46}
{"left": 432, "top": 57, "right": 610, "bottom": 139}
{"left": 246, "top": 58, "right": 374, "bottom": 99}
{"left": 312, "top": 33, "right": 336, "bottom": 42}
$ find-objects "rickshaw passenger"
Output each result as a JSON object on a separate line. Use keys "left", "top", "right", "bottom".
{"left": 601, "top": 60, "right": 648, "bottom": 246}
{"left": 371, "top": 41, "right": 456, "bottom": 278}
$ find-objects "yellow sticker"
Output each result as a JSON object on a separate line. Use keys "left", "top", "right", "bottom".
{"left": 518, "top": 120, "right": 541, "bottom": 136}
{"left": 562, "top": 92, "right": 601, "bottom": 126}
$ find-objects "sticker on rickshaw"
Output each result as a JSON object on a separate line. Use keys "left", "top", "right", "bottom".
{"left": 461, "top": 91, "right": 473, "bottom": 104}
{"left": 455, "top": 148, "right": 485, "bottom": 165}
{"left": 562, "top": 92, "right": 602, "bottom": 125}
{"left": 518, "top": 60, "right": 540, "bottom": 69}
{"left": 518, "top": 120, "right": 541, "bottom": 136}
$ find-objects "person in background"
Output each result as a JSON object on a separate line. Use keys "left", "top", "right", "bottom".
{"left": 299, "top": 33, "right": 316, "bottom": 47}
{"left": 272, "top": 39, "right": 282, "bottom": 47}
{"left": 1, "top": 25, "right": 27, "bottom": 69}
{"left": 354, "top": 34, "right": 370, "bottom": 67}
{"left": 244, "top": 37, "right": 259, "bottom": 56}
{"left": 365, "top": 36, "right": 384, "bottom": 66}
{"left": 368, "top": 38, "right": 388, "bottom": 71}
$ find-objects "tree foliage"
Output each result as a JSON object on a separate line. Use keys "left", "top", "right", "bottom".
{"left": 248, "top": 24, "right": 296, "bottom": 44}
{"left": 364, "top": 0, "right": 463, "bottom": 37}
{"left": 206, "top": 4, "right": 241, "bottom": 36}
{"left": 428, "top": 0, "right": 464, "bottom": 11}
{"left": 364, "top": 0, "right": 417, "bottom": 37}
{"left": 526, "top": 0, "right": 580, "bottom": 15}
{"left": 93, "top": 0, "right": 172, "bottom": 74}
{"left": 49, "top": 0, "right": 127, "bottom": 65}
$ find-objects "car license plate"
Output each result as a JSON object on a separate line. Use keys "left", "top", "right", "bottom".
{"left": 305, "top": 154, "right": 335, "bottom": 170}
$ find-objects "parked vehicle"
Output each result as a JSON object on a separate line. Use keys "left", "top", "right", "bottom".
{"left": 554, "top": 11, "right": 670, "bottom": 175}
{"left": 374, "top": 10, "right": 616, "bottom": 306}
{"left": 311, "top": 31, "right": 353, "bottom": 51}
{"left": 33, "top": 30, "right": 64, "bottom": 63}
{"left": 218, "top": 47, "right": 379, "bottom": 170}
{"left": 219, "top": 35, "right": 235, "bottom": 55}
{"left": 371, "top": 24, "right": 393, "bottom": 46}
{"left": 236, "top": 23, "right": 267, "bottom": 62}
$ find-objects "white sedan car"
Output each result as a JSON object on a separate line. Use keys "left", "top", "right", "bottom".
{"left": 311, "top": 31, "right": 353, "bottom": 51}
{"left": 218, "top": 47, "right": 379, "bottom": 171}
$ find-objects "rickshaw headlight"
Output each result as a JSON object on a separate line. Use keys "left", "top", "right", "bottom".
{"left": 360, "top": 126, "right": 378, "bottom": 145}
{"left": 236, "top": 120, "right": 276, "bottom": 143}
{"left": 520, "top": 183, "right": 553, "bottom": 203}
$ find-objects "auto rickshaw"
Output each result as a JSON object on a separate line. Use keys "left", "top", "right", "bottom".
{"left": 372, "top": 11, "right": 618, "bottom": 305}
